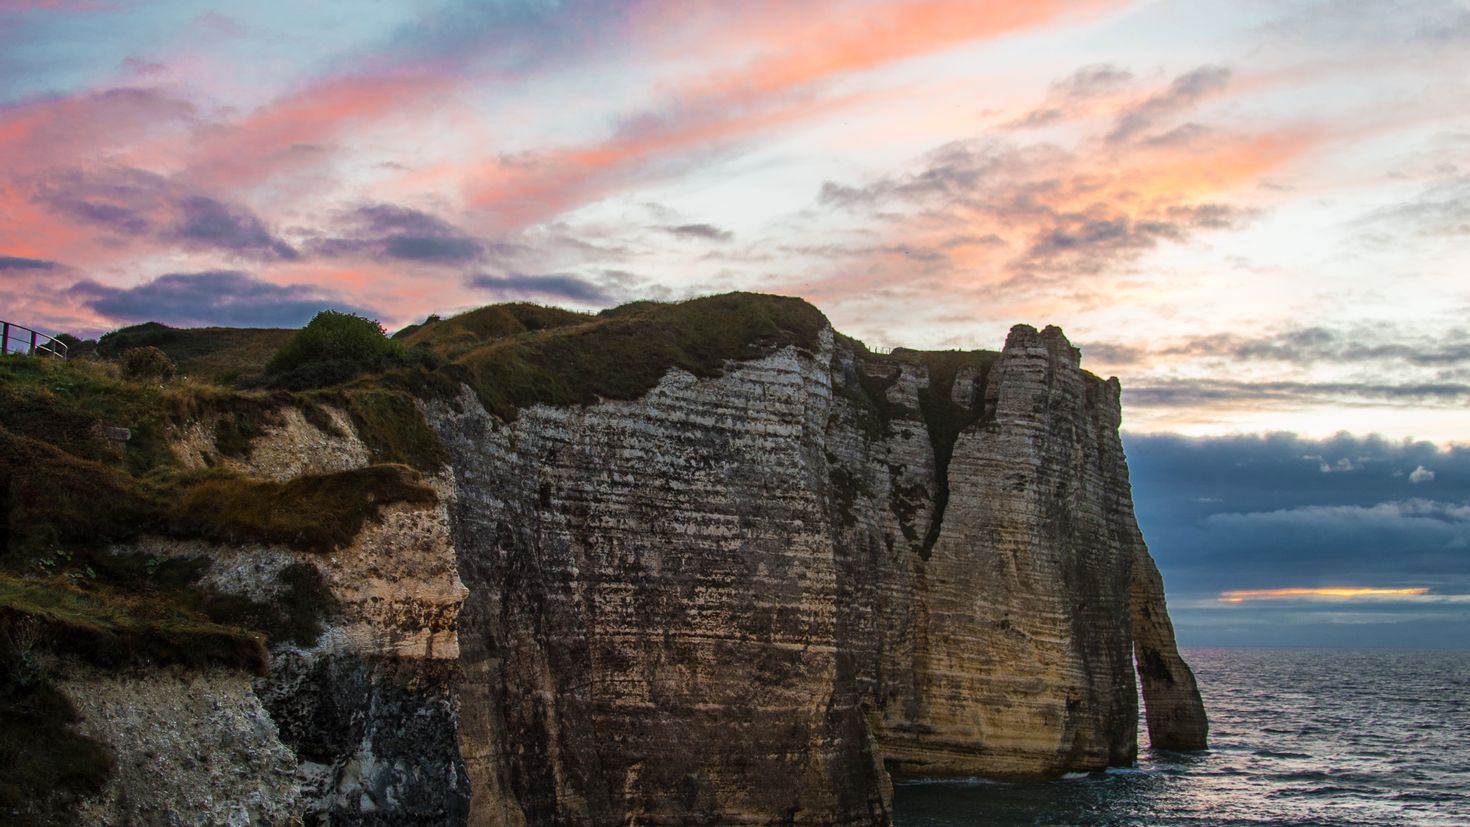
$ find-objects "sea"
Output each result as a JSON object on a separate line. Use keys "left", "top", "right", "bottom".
{"left": 893, "top": 647, "right": 1470, "bottom": 826}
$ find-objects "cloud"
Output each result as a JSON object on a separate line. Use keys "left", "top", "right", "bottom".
{"left": 182, "top": 72, "right": 451, "bottom": 190}
{"left": 1085, "top": 324, "right": 1470, "bottom": 370}
{"left": 172, "top": 196, "right": 300, "bottom": 260}
{"left": 1051, "top": 63, "right": 1134, "bottom": 99}
{"left": 1124, "top": 378, "right": 1470, "bottom": 408}
{"left": 466, "top": 272, "right": 612, "bottom": 304}
{"left": 1006, "top": 62, "right": 1134, "bottom": 128}
{"left": 1411, "top": 465, "right": 1436, "bottom": 483}
{"left": 33, "top": 166, "right": 298, "bottom": 260}
{"left": 663, "top": 223, "right": 734, "bottom": 242}
{"left": 0, "top": 254, "right": 59, "bottom": 271}
{"left": 1205, "top": 497, "right": 1470, "bottom": 531}
{"left": 0, "top": 87, "right": 196, "bottom": 175}
{"left": 119, "top": 56, "right": 166, "bottom": 76}
{"left": 1218, "top": 587, "right": 1430, "bottom": 602}
{"left": 1359, "top": 174, "right": 1470, "bottom": 237}
{"left": 1418, "top": 7, "right": 1470, "bottom": 41}
{"left": 463, "top": 2, "right": 1119, "bottom": 227}
{"left": 68, "top": 270, "right": 371, "bottom": 328}
{"left": 1022, "top": 202, "right": 1255, "bottom": 269}
{"left": 1025, "top": 212, "right": 1181, "bottom": 263}
{"left": 804, "top": 112, "right": 1286, "bottom": 297}
{"left": 1125, "top": 432, "right": 1470, "bottom": 647}
{"left": 306, "top": 203, "right": 489, "bottom": 264}
{"left": 1105, "top": 65, "right": 1231, "bottom": 143}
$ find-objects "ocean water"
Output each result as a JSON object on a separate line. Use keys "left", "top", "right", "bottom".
{"left": 893, "top": 647, "right": 1470, "bottom": 826}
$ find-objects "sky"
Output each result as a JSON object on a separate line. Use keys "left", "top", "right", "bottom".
{"left": 2, "top": 0, "right": 1467, "bottom": 647}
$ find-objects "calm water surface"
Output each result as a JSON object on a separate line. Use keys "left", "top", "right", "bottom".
{"left": 893, "top": 647, "right": 1470, "bottom": 826}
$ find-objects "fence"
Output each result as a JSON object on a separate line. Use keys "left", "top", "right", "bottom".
{"left": 0, "top": 320, "right": 68, "bottom": 358}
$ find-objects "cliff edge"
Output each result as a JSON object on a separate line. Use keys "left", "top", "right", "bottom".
{"left": 0, "top": 293, "right": 1205, "bottom": 826}
{"left": 420, "top": 298, "right": 1207, "bottom": 822}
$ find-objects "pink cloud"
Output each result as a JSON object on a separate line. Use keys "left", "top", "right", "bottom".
{"left": 462, "top": 0, "right": 1120, "bottom": 227}
{"left": 183, "top": 72, "right": 453, "bottom": 191}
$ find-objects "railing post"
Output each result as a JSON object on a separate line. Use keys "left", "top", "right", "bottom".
{"left": 29, "top": 329, "right": 38, "bottom": 355}
{"left": 2, "top": 321, "right": 9, "bottom": 356}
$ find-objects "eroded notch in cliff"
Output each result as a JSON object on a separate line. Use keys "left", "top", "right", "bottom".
{"left": 893, "top": 349, "right": 998, "bottom": 559}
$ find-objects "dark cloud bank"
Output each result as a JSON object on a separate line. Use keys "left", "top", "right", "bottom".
{"left": 466, "top": 271, "right": 612, "bottom": 304}
{"left": 1126, "top": 432, "right": 1470, "bottom": 648}
{"left": 307, "top": 203, "right": 501, "bottom": 265}
{"left": 0, "top": 255, "right": 60, "bottom": 272}
{"left": 69, "top": 271, "right": 372, "bottom": 328}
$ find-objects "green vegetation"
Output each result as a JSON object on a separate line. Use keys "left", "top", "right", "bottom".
{"left": 0, "top": 575, "right": 266, "bottom": 673}
{"left": 1, "top": 354, "right": 199, "bottom": 473}
{"left": 120, "top": 345, "right": 177, "bottom": 381}
{"left": 97, "top": 322, "right": 295, "bottom": 385}
{"left": 333, "top": 388, "right": 448, "bottom": 471}
{"left": 266, "top": 310, "right": 429, "bottom": 390}
{"left": 427, "top": 292, "right": 828, "bottom": 420}
{"left": 0, "top": 428, "right": 159, "bottom": 563}
{"left": 171, "top": 465, "right": 435, "bottom": 552}
{"left": 393, "top": 302, "right": 588, "bottom": 357}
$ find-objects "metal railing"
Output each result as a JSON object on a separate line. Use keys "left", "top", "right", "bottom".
{"left": 1, "top": 320, "right": 68, "bottom": 358}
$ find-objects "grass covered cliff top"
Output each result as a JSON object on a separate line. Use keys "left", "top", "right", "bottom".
{"left": 87, "top": 293, "right": 828, "bottom": 419}
{"left": 416, "top": 292, "right": 829, "bottom": 420}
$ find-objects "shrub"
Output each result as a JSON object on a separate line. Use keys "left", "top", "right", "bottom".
{"left": 120, "top": 346, "right": 176, "bottom": 381}
{"left": 266, "top": 311, "right": 408, "bottom": 390}
{"left": 51, "top": 333, "right": 96, "bottom": 359}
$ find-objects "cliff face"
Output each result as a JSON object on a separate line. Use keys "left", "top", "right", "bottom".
{"left": 424, "top": 319, "right": 1207, "bottom": 824}
{"left": 38, "top": 299, "right": 1204, "bottom": 826}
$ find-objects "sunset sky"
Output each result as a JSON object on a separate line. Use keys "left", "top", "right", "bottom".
{"left": 3, "top": 0, "right": 1467, "bottom": 646}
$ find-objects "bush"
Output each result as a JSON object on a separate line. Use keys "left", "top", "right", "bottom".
{"left": 51, "top": 333, "right": 96, "bottom": 359}
{"left": 265, "top": 311, "right": 408, "bottom": 390}
{"left": 120, "top": 346, "right": 176, "bottom": 381}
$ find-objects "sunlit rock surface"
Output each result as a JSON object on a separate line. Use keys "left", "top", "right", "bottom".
{"left": 426, "top": 322, "right": 1207, "bottom": 824}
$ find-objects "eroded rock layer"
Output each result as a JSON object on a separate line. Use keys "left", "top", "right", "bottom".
{"left": 60, "top": 309, "right": 1203, "bottom": 826}
{"left": 426, "top": 322, "right": 1207, "bottom": 825}
{"left": 72, "top": 408, "right": 472, "bottom": 825}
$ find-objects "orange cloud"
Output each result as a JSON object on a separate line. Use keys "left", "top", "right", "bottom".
{"left": 670, "top": 0, "right": 1119, "bottom": 107}
{"left": 1219, "top": 587, "right": 1430, "bottom": 602}
{"left": 464, "top": 0, "right": 1118, "bottom": 226}
{"left": 1126, "top": 126, "right": 1323, "bottom": 203}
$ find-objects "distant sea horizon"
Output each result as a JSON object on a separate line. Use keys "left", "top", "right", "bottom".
{"left": 894, "top": 646, "right": 1470, "bottom": 826}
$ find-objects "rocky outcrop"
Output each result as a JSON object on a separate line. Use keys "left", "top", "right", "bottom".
{"left": 425, "top": 320, "right": 1207, "bottom": 824}
{"left": 60, "top": 664, "right": 302, "bottom": 826}
{"left": 1131, "top": 548, "right": 1209, "bottom": 750}
{"left": 61, "top": 304, "right": 1204, "bottom": 826}
{"left": 69, "top": 405, "right": 471, "bottom": 826}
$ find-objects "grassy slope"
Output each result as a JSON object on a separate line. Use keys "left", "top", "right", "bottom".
{"left": 393, "top": 302, "right": 590, "bottom": 357}
{"left": 98, "top": 322, "right": 296, "bottom": 385}
{"left": 0, "top": 355, "right": 436, "bottom": 820}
